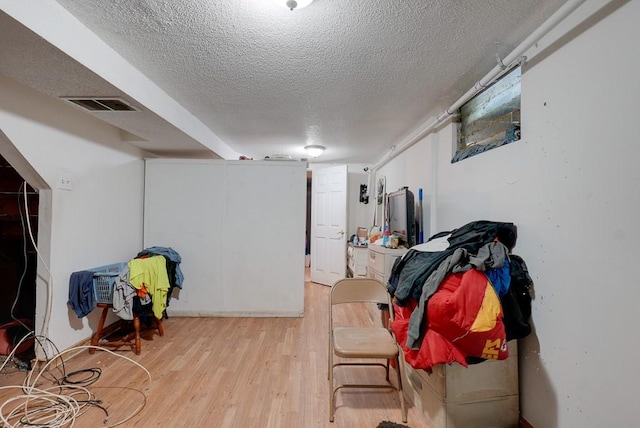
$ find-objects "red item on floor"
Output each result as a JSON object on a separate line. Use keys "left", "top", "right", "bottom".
{"left": 0, "top": 319, "right": 33, "bottom": 356}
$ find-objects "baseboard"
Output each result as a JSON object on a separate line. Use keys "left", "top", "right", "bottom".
{"left": 167, "top": 310, "right": 304, "bottom": 317}
{"left": 520, "top": 416, "right": 534, "bottom": 428}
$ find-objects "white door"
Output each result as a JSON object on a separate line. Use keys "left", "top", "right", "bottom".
{"left": 310, "top": 165, "right": 348, "bottom": 286}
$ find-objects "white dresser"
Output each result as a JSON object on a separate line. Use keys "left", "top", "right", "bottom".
{"left": 347, "top": 244, "right": 368, "bottom": 277}
{"left": 367, "top": 245, "right": 408, "bottom": 329}
{"left": 366, "top": 245, "right": 408, "bottom": 284}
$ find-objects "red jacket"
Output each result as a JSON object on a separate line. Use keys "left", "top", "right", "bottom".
{"left": 391, "top": 269, "right": 508, "bottom": 371}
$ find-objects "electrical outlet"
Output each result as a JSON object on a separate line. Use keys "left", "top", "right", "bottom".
{"left": 57, "top": 173, "right": 73, "bottom": 190}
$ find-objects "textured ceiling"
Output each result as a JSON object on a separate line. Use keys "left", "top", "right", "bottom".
{"left": 1, "top": 0, "right": 567, "bottom": 163}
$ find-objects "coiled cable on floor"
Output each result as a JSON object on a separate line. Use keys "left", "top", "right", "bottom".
{"left": 57, "top": 367, "right": 102, "bottom": 387}
{"left": 1, "top": 345, "right": 151, "bottom": 427}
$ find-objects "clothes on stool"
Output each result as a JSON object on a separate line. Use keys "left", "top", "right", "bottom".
{"left": 136, "top": 246, "right": 184, "bottom": 288}
{"left": 112, "top": 267, "right": 135, "bottom": 320}
{"left": 128, "top": 255, "right": 170, "bottom": 319}
{"left": 68, "top": 270, "right": 95, "bottom": 318}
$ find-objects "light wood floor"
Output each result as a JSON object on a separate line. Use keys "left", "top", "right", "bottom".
{"left": 0, "top": 272, "right": 431, "bottom": 427}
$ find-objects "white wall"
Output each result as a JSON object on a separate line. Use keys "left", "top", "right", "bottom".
{"left": 0, "top": 76, "right": 145, "bottom": 353}
{"left": 376, "top": 1, "right": 639, "bottom": 426}
{"left": 347, "top": 164, "right": 373, "bottom": 237}
{"left": 373, "top": 140, "right": 435, "bottom": 238}
{"left": 144, "top": 159, "right": 306, "bottom": 316}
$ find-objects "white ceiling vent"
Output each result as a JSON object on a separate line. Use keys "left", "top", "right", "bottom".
{"left": 264, "top": 154, "right": 296, "bottom": 161}
{"left": 61, "top": 97, "right": 139, "bottom": 112}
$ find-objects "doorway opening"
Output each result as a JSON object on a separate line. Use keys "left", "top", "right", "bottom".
{"left": 0, "top": 153, "right": 38, "bottom": 361}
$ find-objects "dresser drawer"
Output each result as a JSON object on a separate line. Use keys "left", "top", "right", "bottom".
{"left": 368, "top": 248, "right": 386, "bottom": 274}
{"left": 347, "top": 244, "right": 369, "bottom": 277}
{"left": 368, "top": 246, "right": 407, "bottom": 284}
{"left": 367, "top": 268, "right": 384, "bottom": 283}
{"left": 402, "top": 352, "right": 519, "bottom": 428}
{"left": 348, "top": 257, "right": 367, "bottom": 276}
{"left": 407, "top": 346, "right": 519, "bottom": 401}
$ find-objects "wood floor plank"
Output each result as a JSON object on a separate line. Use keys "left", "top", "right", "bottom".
{"left": 0, "top": 273, "right": 432, "bottom": 427}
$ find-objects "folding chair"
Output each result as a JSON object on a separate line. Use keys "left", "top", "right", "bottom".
{"left": 328, "top": 277, "right": 407, "bottom": 422}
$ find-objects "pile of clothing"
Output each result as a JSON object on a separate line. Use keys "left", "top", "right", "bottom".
{"left": 387, "top": 221, "right": 532, "bottom": 371}
{"left": 68, "top": 246, "right": 184, "bottom": 321}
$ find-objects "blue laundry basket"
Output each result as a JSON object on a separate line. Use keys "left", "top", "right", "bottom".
{"left": 87, "top": 262, "right": 128, "bottom": 304}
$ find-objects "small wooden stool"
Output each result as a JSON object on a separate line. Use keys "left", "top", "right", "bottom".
{"left": 89, "top": 303, "right": 164, "bottom": 355}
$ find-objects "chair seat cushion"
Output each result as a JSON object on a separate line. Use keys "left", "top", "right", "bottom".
{"left": 333, "top": 327, "right": 399, "bottom": 358}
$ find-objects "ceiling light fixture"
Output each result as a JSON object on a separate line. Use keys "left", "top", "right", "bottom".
{"left": 275, "top": 0, "right": 314, "bottom": 11}
{"left": 304, "top": 144, "right": 326, "bottom": 157}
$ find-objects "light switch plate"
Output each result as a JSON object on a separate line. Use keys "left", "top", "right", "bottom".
{"left": 56, "top": 173, "right": 73, "bottom": 190}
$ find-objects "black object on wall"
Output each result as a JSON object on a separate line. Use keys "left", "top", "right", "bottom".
{"left": 359, "top": 184, "right": 369, "bottom": 204}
